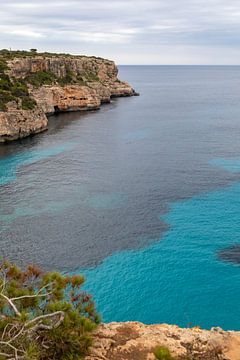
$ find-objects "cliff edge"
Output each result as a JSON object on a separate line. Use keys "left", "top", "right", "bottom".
{"left": 87, "top": 322, "right": 240, "bottom": 360}
{"left": 0, "top": 50, "right": 137, "bottom": 142}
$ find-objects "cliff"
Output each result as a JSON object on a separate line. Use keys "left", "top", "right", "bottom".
{"left": 0, "top": 50, "right": 137, "bottom": 142}
{"left": 87, "top": 322, "right": 240, "bottom": 360}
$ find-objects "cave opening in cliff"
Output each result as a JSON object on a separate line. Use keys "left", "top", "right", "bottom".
{"left": 54, "top": 106, "right": 61, "bottom": 113}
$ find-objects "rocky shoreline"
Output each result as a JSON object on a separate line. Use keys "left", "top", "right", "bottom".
{"left": 87, "top": 322, "right": 240, "bottom": 360}
{"left": 0, "top": 52, "right": 138, "bottom": 142}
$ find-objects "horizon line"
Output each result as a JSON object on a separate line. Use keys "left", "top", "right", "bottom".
{"left": 118, "top": 64, "right": 240, "bottom": 66}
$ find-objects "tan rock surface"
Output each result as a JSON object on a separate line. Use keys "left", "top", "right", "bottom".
{"left": 86, "top": 322, "right": 240, "bottom": 360}
{"left": 0, "top": 55, "right": 137, "bottom": 142}
{"left": 31, "top": 85, "right": 101, "bottom": 114}
{"left": 7, "top": 56, "right": 118, "bottom": 82}
{"left": 0, "top": 107, "right": 47, "bottom": 142}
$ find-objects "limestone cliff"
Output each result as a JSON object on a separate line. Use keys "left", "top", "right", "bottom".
{"left": 0, "top": 51, "right": 138, "bottom": 142}
{"left": 87, "top": 322, "right": 240, "bottom": 360}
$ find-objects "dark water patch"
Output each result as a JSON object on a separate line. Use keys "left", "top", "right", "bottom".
{"left": 218, "top": 245, "right": 240, "bottom": 264}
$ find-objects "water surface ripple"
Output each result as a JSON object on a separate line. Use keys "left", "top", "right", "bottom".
{"left": 1, "top": 66, "right": 240, "bottom": 329}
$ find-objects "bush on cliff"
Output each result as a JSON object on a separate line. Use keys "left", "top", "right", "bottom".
{"left": 0, "top": 91, "right": 16, "bottom": 111}
{"left": 58, "top": 67, "right": 75, "bottom": 86}
{"left": 25, "top": 70, "right": 57, "bottom": 87}
{"left": 0, "top": 59, "right": 37, "bottom": 112}
{"left": 154, "top": 346, "right": 175, "bottom": 360}
{"left": 0, "top": 260, "right": 100, "bottom": 359}
{"left": 21, "top": 97, "right": 37, "bottom": 110}
{"left": 0, "top": 60, "right": 8, "bottom": 73}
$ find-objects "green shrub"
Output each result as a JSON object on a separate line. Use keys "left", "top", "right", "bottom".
{"left": 0, "top": 75, "right": 36, "bottom": 111}
{"left": 154, "top": 346, "right": 175, "bottom": 360}
{"left": 25, "top": 70, "right": 57, "bottom": 87}
{"left": 21, "top": 96, "right": 36, "bottom": 110}
{"left": 58, "top": 67, "right": 75, "bottom": 86}
{"left": 0, "top": 101, "right": 7, "bottom": 111}
{"left": 0, "top": 76, "right": 12, "bottom": 91}
{"left": 0, "top": 60, "right": 8, "bottom": 73}
{"left": 76, "top": 75, "right": 87, "bottom": 86}
{"left": 85, "top": 72, "right": 99, "bottom": 82}
{"left": 0, "top": 50, "right": 74, "bottom": 60}
{"left": 0, "top": 90, "right": 17, "bottom": 111}
{"left": 0, "top": 260, "right": 100, "bottom": 360}
{"left": 11, "top": 81, "right": 29, "bottom": 97}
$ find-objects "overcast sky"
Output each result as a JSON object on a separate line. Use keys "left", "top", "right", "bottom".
{"left": 1, "top": 0, "right": 240, "bottom": 64}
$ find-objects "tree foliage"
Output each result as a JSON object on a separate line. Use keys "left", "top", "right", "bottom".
{"left": 0, "top": 260, "right": 100, "bottom": 360}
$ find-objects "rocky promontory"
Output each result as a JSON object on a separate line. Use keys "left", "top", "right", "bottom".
{"left": 87, "top": 322, "right": 240, "bottom": 360}
{"left": 0, "top": 50, "right": 137, "bottom": 142}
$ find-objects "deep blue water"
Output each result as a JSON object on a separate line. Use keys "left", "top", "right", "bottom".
{"left": 1, "top": 66, "right": 240, "bottom": 329}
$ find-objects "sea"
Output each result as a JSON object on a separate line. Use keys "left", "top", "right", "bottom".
{"left": 0, "top": 66, "right": 240, "bottom": 330}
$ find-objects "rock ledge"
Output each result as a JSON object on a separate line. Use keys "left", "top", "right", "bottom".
{"left": 86, "top": 322, "right": 240, "bottom": 360}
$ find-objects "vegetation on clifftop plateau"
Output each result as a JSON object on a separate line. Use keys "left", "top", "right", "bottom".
{"left": 0, "top": 49, "right": 75, "bottom": 60}
{"left": 0, "top": 260, "right": 100, "bottom": 360}
{"left": 0, "top": 49, "right": 104, "bottom": 61}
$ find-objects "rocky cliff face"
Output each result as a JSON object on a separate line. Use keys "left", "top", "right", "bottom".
{"left": 0, "top": 52, "right": 137, "bottom": 142}
{"left": 86, "top": 322, "right": 240, "bottom": 360}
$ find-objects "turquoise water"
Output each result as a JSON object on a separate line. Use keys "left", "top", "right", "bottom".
{"left": 1, "top": 66, "right": 240, "bottom": 329}
{"left": 210, "top": 158, "right": 240, "bottom": 173}
{"left": 81, "top": 162, "right": 240, "bottom": 330}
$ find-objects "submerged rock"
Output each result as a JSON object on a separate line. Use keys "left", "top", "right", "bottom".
{"left": 86, "top": 322, "right": 240, "bottom": 360}
{"left": 218, "top": 245, "right": 240, "bottom": 265}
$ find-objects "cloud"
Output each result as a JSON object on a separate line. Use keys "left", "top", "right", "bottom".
{"left": 3, "top": 28, "right": 45, "bottom": 38}
{"left": 1, "top": 0, "right": 240, "bottom": 64}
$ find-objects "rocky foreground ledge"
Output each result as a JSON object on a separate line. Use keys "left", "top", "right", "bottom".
{"left": 86, "top": 322, "right": 240, "bottom": 360}
{"left": 0, "top": 50, "right": 138, "bottom": 142}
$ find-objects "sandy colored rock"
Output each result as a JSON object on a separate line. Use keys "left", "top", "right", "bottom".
{"left": 86, "top": 322, "right": 240, "bottom": 360}
{"left": 0, "top": 54, "right": 137, "bottom": 142}
{"left": 31, "top": 85, "right": 101, "bottom": 114}
{"left": 0, "top": 107, "right": 47, "bottom": 142}
{"left": 7, "top": 56, "right": 118, "bottom": 81}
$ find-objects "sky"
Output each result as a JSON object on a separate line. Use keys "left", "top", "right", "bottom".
{"left": 1, "top": 0, "right": 240, "bottom": 64}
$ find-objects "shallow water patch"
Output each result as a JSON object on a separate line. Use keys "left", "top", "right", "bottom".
{"left": 0, "top": 143, "right": 75, "bottom": 186}
{"left": 210, "top": 158, "right": 240, "bottom": 173}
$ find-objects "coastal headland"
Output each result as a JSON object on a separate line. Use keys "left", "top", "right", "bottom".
{"left": 0, "top": 50, "right": 138, "bottom": 142}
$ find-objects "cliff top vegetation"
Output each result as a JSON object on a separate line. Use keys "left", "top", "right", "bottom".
{"left": 0, "top": 49, "right": 105, "bottom": 61}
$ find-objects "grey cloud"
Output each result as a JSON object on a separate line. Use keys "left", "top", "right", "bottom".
{"left": 1, "top": 0, "right": 240, "bottom": 64}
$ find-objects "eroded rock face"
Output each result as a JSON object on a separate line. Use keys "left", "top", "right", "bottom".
{"left": 86, "top": 322, "right": 240, "bottom": 360}
{"left": 31, "top": 85, "right": 102, "bottom": 115}
{"left": 0, "top": 107, "right": 47, "bottom": 142}
{"left": 0, "top": 55, "right": 137, "bottom": 142}
{"left": 7, "top": 56, "right": 118, "bottom": 82}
